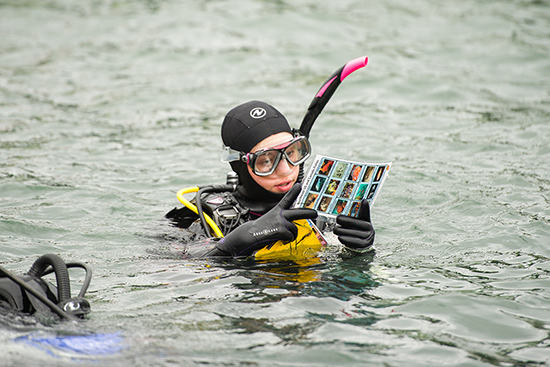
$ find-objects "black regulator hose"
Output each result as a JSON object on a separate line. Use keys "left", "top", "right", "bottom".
{"left": 43, "top": 262, "right": 92, "bottom": 298}
{"left": 27, "top": 253, "right": 71, "bottom": 303}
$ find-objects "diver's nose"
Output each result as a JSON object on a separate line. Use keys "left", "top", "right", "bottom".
{"left": 274, "top": 156, "right": 293, "bottom": 175}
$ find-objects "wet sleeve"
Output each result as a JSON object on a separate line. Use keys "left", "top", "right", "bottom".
{"left": 181, "top": 238, "right": 232, "bottom": 258}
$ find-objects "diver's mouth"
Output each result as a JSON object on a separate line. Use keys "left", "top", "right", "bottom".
{"left": 275, "top": 180, "right": 293, "bottom": 192}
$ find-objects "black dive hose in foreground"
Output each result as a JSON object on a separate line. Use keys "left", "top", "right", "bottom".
{"left": 28, "top": 253, "right": 72, "bottom": 305}
{"left": 43, "top": 262, "right": 92, "bottom": 299}
{"left": 0, "top": 253, "right": 92, "bottom": 320}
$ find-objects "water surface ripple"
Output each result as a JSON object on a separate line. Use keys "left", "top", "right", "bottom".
{"left": 1, "top": 1, "right": 549, "bottom": 366}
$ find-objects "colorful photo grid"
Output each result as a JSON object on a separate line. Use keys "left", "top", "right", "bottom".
{"left": 296, "top": 155, "right": 391, "bottom": 218}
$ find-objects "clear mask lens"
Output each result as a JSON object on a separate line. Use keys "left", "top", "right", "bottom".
{"left": 251, "top": 137, "right": 311, "bottom": 176}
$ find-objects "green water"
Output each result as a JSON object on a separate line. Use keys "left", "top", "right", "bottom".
{"left": 1, "top": 0, "right": 550, "bottom": 366}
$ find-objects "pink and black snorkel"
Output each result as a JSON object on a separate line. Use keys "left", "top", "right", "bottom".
{"left": 297, "top": 56, "right": 368, "bottom": 183}
{"left": 299, "top": 56, "right": 369, "bottom": 138}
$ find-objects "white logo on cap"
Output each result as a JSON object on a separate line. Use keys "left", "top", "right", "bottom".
{"left": 250, "top": 107, "right": 267, "bottom": 119}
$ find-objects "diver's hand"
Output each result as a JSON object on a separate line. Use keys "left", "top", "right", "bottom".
{"left": 211, "top": 183, "right": 317, "bottom": 257}
{"left": 333, "top": 200, "right": 375, "bottom": 251}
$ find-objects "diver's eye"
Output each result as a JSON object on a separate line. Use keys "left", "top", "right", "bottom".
{"left": 254, "top": 151, "right": 278, "bottom": 173}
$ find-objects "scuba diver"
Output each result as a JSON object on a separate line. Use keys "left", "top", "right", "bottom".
{"left": 165, "top": 100, "right": 375, "bottom": 258}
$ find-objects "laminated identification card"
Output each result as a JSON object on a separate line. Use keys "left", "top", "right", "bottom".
{"left": 295, "top": 155, "right": 391, "bottom": 218}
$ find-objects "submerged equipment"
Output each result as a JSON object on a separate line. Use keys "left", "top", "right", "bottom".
{"left": 0, "top": 253, "right": 92, "bottom": 320}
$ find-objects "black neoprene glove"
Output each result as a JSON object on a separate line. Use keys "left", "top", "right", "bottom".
{"left": 210, "top": 183, "right": 318, "bottom": 257}
{"left": 333, "top": 200, "right": 375, "bottom": 252}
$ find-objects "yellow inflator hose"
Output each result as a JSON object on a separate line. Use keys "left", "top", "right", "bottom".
{"left": 176, "top": 187, "right": 224, "bottom": 238}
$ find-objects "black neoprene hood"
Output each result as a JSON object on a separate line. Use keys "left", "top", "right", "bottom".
{"left": 220, "top": 100, "right": 294, "bottom": 206}
{"left": 221, "top": 100, "right": 292, "bottom": 153}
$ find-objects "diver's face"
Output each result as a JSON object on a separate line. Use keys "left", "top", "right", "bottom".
{"left": 247, "top": 132, "right": 300, "bottom": 194}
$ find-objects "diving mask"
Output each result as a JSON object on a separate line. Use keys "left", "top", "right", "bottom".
{"left": 221, "top": 136, "right": 311, "bottom": 177}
